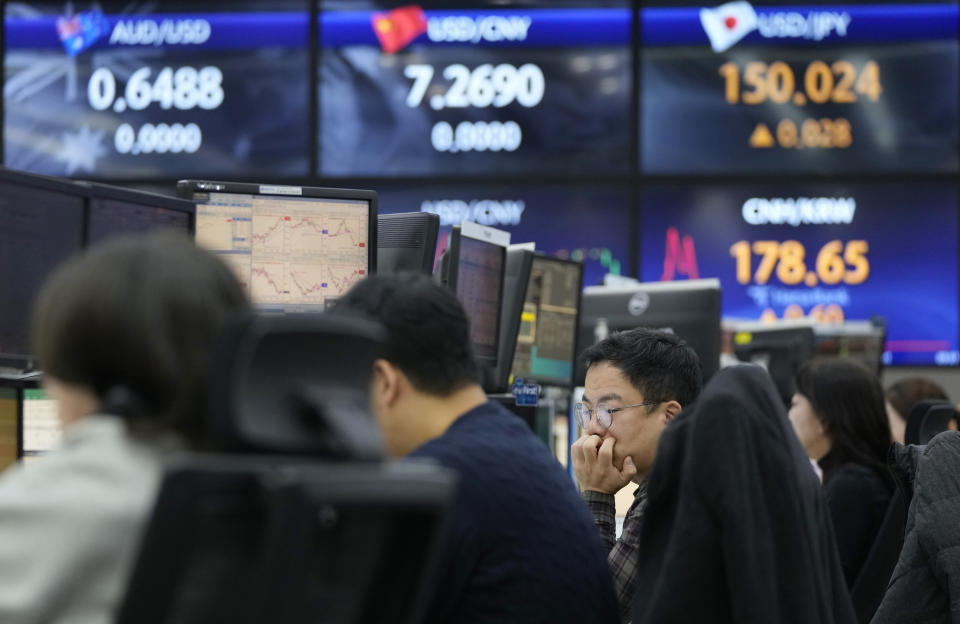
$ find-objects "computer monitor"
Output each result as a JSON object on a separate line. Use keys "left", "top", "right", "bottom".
{"left": 491, "top": 248, "right": 535, "bottom": 394}
{"left": 86, "top": 183, "right": 194, "bottom": 245}
{"left": 21, "top": 387, "right": 61, "bottom": 459}
{"left": 0, "top": 169, "right": 198, "bottom": 370}
{"left": 730, "top": 322, "right": 817, "bottom": 406}
{"left": 0, "top": 170, "right": 86, "bottom": 370}
{"left": 814, "top": 321, "right": 886, "bottom": 374}
{"left": 180, "top": 180, "right": 377, "bottom": 313}
{"left": 436, "top": 222, "right": 509, "bottom": 391}
{"left": 576, "top": 278, "right": 722, "bottom": 384}
{"left": 0, "top": 387, "right": 17, "bottom": 471}
{"left": 511, "top": 255, "right": 584, "bottom": 388}
{"left": 377, "top": 212, "right": 440, "bottom": 275}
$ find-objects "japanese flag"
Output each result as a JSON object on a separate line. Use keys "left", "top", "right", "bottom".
{"left": 700, "top": 1, "right": 758, "bottom": 53}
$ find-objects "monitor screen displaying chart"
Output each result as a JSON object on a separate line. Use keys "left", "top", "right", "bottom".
{"left": 191, "top": 186, "right": 372, "bottom": 312}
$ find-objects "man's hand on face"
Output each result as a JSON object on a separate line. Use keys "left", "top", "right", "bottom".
{"left": 571, "top": 435, "right": 637, "bottom": 495}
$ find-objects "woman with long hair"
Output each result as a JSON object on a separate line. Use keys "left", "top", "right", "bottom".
{"left": 789, "top": 357, "right": 893, "bottom": 587}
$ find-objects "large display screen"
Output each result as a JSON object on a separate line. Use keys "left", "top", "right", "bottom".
{"left": 319, "top": 1, "right": 631, "bottom": 176}
{"left": 641, "top": 1, "right": 959, "bottom": 174}
{"left": 4, "top": 1, "right": 309, "bottom": 179}
{"left": 375, "top": 183, "right": 630, "bottom": 286}
{"left": 640, "top": 183, "right": 960, "bottom": 366}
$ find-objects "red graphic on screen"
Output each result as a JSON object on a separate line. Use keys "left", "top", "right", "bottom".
{"left": 372, "top": 6, "right": 428, "bottom": 54}
{"left": 434, "top": 231, "right": 451, "bottom": 271}
{"left": 661, "top": 227, "right": 700, "bottom": 281}
{"left": 57, "top": 15, "right": 81, "bottom": 38}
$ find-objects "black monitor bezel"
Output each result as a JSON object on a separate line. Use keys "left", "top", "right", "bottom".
{"left": 511, "top": 254, "right": 584, "bottom": 388}
{"left": 177, "top": 179, "right": 378, "bottom": 275}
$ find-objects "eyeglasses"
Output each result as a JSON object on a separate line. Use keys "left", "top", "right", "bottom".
{"left": 574, "top": 401, "right": 660, "bottom": 429}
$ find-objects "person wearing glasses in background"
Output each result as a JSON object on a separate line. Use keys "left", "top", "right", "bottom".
{"left": 571, "top": 328, "right": 703, "bottom": 622}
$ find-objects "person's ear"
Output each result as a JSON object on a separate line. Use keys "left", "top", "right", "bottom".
{"left": 662, "top": 400, "right": 683, "bottom": 424}
{"left": 372, "top": 359, "right": 403, "bottom": 409}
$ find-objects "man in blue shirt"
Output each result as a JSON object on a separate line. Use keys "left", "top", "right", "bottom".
{"left": 332, "top": 273, "right": 618, "bottom": 624}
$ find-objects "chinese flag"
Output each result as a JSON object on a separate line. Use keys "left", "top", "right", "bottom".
{"left": 372, "top": 5, "right": 427, "bottom": 54}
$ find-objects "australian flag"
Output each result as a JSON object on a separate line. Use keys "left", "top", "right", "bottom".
{"left": 56, "top": 9, "right": 110, "bottom": 57}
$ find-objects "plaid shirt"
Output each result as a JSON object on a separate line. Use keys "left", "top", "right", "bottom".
{"left": 582, "top": 481, "right": 648, "bottom": 624}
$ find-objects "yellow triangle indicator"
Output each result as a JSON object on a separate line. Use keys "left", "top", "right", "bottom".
{"left": 749, "top": 123, "right": 775, "bottom": 148}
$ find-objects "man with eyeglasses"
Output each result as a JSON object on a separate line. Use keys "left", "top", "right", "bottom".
{"left": 572, "top": 328, "right": 703, "bottom": 622}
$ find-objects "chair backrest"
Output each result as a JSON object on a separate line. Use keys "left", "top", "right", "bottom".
{"left": 208, "top": 312, "right": 387, "bottom": 459}
{"left": 115, "top": 455, "right": 456, "bottom": 624}
{"left": 849, "top": 487, "right": 907, "bottom": 623}
{"left": 116, "top": 310, "right": 458, "bottom": 623}
{"left": 905, "top": 400, "right": 957, "bottom": 445}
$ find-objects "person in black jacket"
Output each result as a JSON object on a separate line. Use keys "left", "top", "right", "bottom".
{"left": 633, "top": 364, "right": 856, "bottom": 624}
{"left": 872, "top": 431, "right": 960, "bottom": 623}
{"left": 790, "top": 358, "right": 894, "bottom": 587}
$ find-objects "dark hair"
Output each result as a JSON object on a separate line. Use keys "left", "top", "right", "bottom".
{"left": 32, "top": 232, "right": 249, "bottom": 445}
{"left": 579, "top": 328, "right": 703, "bottom": 407}
{"left": 330, "top": 273, "right": 479, "bottom": 396}
{"left": 794, "top": 358, "right": 892, "bottom": 483}
{"left": 885, "top": 377, "right": 948, "bottom": 422}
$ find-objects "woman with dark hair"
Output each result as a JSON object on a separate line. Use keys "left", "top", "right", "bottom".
{"left": 789, "top": 357, "right": 893, "bottom": 588}
{"left": 0, "top": 232, "right": 248, "bottom": 623}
